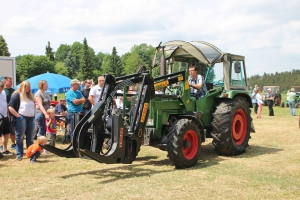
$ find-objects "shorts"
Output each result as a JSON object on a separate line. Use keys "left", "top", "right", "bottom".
{"left": 0, "top": 117, "right": 10, "bottom": 136}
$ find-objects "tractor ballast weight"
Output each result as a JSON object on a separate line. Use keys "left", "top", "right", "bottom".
{"left": 42, "top": 40, "right": 254, "bottom": 169}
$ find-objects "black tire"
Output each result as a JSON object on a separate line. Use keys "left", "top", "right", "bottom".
{"left": 281, "top": 102, "right": 285, "bottom": 108}
{"left": 167, "top": 119, "right": 201, "bottom": 169}
{"left": 211, "top": 97, "right": 251, "bottom": 156}
{"left": 274, "top": 97, "right": 278, "bottom": 106}
{"left": 286, "top": 103, "right": 289, "bottom": 108}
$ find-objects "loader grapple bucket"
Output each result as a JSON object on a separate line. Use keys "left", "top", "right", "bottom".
{"left": 41, "top": 73, "right": 155, "bottom": 164}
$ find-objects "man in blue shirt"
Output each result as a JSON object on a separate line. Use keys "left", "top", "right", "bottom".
{"left": 66, "top": 79, "right": 85, "bottom": 140}
{"left": 54, "top": 98, "right": 67, "bottom": 115}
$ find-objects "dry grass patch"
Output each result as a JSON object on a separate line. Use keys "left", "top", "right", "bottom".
{"left": 0, "top": 106, "right": 300, "bottom": 199}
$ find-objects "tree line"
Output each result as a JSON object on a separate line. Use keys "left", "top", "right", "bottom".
{"left": 0, "top": 35, "right": 156, "bottom": 84}
{"left": 247, "top": 70, "right": 300, "bottom": 92}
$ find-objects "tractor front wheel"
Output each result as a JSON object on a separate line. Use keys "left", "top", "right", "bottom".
{"left": 167, "top": 119, "right": 201, "bottom": 169}
{"left": 211, "top": 97, "right": 251, "bottom": 155}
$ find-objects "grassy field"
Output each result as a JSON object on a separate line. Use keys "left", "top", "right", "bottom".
{"left": 1, "top": 106, "right": 299, "bottom": 200}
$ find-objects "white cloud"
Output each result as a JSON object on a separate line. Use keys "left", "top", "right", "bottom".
{"left": 0, "top": 0, "right": 300, "bottom": 76}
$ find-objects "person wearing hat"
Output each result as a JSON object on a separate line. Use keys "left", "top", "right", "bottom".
{"left": 266, "top": 88, "right": 274, "bottom": 116}
{"left": 65, "top": 79, "right": 85, "bottom": 140}
{"left": 287, "top": 88, "right": 296, "bottom": 116}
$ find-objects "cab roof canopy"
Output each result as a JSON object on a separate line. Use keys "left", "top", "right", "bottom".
{"left": 153, "top": 40, "right": 228, "bottom": 67}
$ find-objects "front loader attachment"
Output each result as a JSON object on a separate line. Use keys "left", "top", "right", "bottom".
{"left": 42, "top": 72, "right": 155, "bottom": 164}
{"left": 41, "top": 111, "right": 86, "bottom": 158}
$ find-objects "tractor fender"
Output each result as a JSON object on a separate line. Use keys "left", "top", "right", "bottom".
{"left": 176, "top": 113, "right": 205, "bottom": 142}
{"left": 233, "top": 94, "right": 253, "bottom": 108}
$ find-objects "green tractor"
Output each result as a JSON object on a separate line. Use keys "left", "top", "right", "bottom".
{"left": 262, "top": 86, "right": 281, "bottom": 106}
{"left": 281, "top": 86, "right": 300, "bottom": 108}
{"left": 42, "top": 40, "right": 255, "bottom": 169}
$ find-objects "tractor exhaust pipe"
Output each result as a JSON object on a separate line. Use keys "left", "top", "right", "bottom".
{"left": 160, "top": 46, "right": 166, "bottom": 76}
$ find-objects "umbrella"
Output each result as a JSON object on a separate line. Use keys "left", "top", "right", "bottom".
{"left": 15, "top": 72, "right": 72, "bottom": 94}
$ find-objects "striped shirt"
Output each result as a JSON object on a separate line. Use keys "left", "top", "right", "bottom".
{"left": 188, "top": 74, "right": 207, "bottom": 97}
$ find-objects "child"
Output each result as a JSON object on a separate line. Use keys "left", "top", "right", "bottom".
{"left": 46, "top": 108, "right": 57, "bottom": 148}
{"left": 26, "top": 136, "right": 47, "bottom": 164}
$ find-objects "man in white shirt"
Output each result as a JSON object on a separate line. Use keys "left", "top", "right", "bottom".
{"left": 188, "top": 65, "right": 207, "bottom": 99}
{"left": 88, "top": 76, "right": 105, "bottom": 106}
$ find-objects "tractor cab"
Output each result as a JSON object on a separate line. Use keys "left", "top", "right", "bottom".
{"left": 152, "top": 40, "right": 249, "bottom": 94}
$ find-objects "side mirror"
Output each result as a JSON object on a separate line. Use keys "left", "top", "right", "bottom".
{"left": 234, "top": 62, "right": 241, "bottom": 73}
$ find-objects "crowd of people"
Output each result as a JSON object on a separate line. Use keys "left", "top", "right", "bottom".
{"left": 251, "top": 85, "right": 297, "bottom": 119}
{"left": 0, "top": 75, "right": 107, "bottom": 162}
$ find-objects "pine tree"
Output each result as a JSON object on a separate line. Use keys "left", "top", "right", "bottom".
{"left": 109, "top": 47, "right": 124, "bottom": 77}
{"left": 79, "top": 38, "right": 94, "bottom": 80}
{"left": 45, "top": 41, "right": 55, "bottom": 61}
{"left": 65, "top": 51, "right": 78, "bottom": 79}
{"left": 0, "top": 35, "right": 11, "bottom": 56}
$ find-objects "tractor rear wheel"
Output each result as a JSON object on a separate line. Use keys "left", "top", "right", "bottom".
{"left": 211, "top": 97, "right": 251, "bottom": 156}
{"left": 167, "top": 119, "right": 201, "bottom": 169}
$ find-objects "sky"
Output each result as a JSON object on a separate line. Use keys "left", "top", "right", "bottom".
{"left": 1, "top": 0, "right": 300, "bottom": 77}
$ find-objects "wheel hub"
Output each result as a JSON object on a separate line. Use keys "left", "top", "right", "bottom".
{"left": 182, "top": 130, "right": 198, "bottom": 160}
{"left": 232, "top": 109, "right": 247, "bottom": 145}
{"left": 183, "top": 139, "right": 191, "bottom": 148}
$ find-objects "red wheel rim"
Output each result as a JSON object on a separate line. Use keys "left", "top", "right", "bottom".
{"left": 182, "top": 130, "right": 198, "bottom": 160}
{"left": 231, "top": 109, "right": 247, "bottom": 145}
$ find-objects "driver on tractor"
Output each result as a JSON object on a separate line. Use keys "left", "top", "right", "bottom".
{"left": 188, "top": 65, "right": 207, "bottom": 99}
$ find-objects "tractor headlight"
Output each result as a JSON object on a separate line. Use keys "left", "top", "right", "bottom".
{"left": 147, "top": 118, "right": 153, "bottom": 125}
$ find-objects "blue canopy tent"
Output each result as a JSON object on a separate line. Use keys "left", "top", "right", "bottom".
{"left": 15, "top": 72, "right": 71, "bottom": 94}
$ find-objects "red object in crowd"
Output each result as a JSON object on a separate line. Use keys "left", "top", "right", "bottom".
{"left": 50, "top": 100, "right": 59, "bottom": 107}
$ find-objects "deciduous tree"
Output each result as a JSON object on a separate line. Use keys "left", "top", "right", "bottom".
{"left": 54, "top": 62, "right": 68, "bottom": 76}
{"left": 16, "top": 55, "right": 55, "bottom": 82}
{"left": 55, "top": 44, "right": 71, "bottom": 62}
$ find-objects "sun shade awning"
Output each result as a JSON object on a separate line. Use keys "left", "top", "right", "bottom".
{"left": 161, "top": 40, "right": 224, "bottom": 67}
